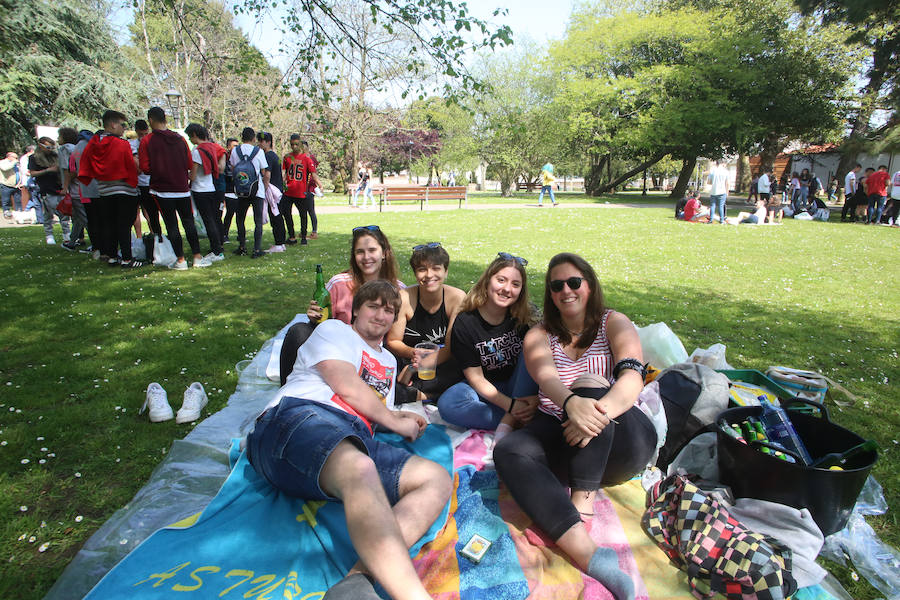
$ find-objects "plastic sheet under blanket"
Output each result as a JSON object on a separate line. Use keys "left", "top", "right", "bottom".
{"left": 43, "top": 339, "right": 281, "bottom": 600}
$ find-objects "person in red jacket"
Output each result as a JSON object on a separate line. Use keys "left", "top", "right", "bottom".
{"left": 78, "top": 110, "right": 143, "bottom": 268}
{"left": 865, "top": 165, "right": 890, "bottom": 225}
{"left": 138, "top": 106, "right": 208, "bottom": 269}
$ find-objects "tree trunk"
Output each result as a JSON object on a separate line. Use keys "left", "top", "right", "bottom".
{"left": 735, "top": 153, "right": 750, "bottom": 194}
{"left": 669, "top": 156, "right": 697, "bottom": 199}
{"left": 585, "top": 154, "right": 608, "bottom": 196}
{"left": 597, "top": 154, "right": 665, "bottom": 194}
{"left": 641, "top": 170, "right": 648, "bottom": 196}
{"left": 836, "top": 37, "right": 890, "bottom": 178}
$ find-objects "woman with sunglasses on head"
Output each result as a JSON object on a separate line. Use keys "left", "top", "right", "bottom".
{"left": 493, "top": 253, "right": 655, "bottom": 600}
{"left": 437, "top": 253, "right": 539, "bottom": 437}
{"left": 386, "top": 243, "right": 466, "bottom": 403}
{"left": 279, "top": 225, "right": 403, "bottom": 384}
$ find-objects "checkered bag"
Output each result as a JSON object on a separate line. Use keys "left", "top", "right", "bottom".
{"left": 641, "top": 473, "right": 797, "bottom": 600}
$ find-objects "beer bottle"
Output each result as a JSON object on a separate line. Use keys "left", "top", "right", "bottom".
{"left": 313, "top": 265, "right": 331, "bottom": 323}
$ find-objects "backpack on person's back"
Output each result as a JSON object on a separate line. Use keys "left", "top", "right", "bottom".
{"left": 232, "top": 146, "right": 261, "bottom": 199}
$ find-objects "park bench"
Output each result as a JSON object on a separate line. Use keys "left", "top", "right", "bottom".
{"left": 516, "top": 182, "right": 540, "bottom": 192}
{"left": 375, "top": 185, "right": 468, "bottom": 212}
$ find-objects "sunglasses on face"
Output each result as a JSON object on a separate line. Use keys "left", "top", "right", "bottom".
{"left": 549, "top": 277, "right": 584, "bottom": 293}
{"left": 413, "top": 242, "right": 442, "bottom": 251}
{"left": 497, "top": 252, "right": 527, "bottom": 266}
{"left": 353, "top": 225, "right": 381, "bottom": 234}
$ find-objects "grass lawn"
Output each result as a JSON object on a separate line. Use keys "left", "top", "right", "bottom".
{"left": 0, "top": 204, "right": 897, "bottom": 599}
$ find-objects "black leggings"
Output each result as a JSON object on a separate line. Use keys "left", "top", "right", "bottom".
{"left": 494, "top": 386, "right": 657, "bottom": 541}
{"left": 157, "top": 196, "right": 201, "bottom": 259}
{"left": 300, "top": 192, "right": 317, "bottom": 237}
{"left": 82, "top": 198, "right": 101, "bottom": 250}
{"left": 236, "top": 197, "right": 264, "bottom": 251}
{"left": 279, "top": 321, "right": 317, "bottom": 385}
{"left": 139, "top": 186, "right": 162, "bottom": 235}
{"left": 96, "top": 195, "right": 139, "bottom": 261}
{"left": 192, "top": 191, "right": 223, "bottom": 255}
{"left": 223, "top": 196, "right": 238, "bottom": 238}
{"left": 280, "top": 195, "right": 304, "bottom": 239}
{"left": 268, "top": 202, "right": 286, "bottom": 245}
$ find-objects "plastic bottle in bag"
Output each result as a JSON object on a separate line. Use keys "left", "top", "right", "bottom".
{"left": 759, "top": 398, "right": 812, "bottom": 465}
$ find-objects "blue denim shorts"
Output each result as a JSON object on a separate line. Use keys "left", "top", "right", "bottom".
{"left": 247, "top": 397, "right": 412, "bottom": 504}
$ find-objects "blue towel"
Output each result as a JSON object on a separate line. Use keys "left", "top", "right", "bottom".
{"left": 85, "top": 425, "right": 453, "bottom": 599}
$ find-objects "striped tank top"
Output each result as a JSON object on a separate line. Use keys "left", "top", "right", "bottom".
{"left": 538, "top": 309, "right": 615, "bottom": 420}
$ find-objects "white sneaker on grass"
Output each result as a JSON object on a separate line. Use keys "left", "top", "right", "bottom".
{"left": 176, "top": 382, "right": 208, "bottom": 423}
{"left": 266, "top": 244, "right": 285, "bottom": 253}
{"left": 140, "top": 383, "right": 174, "bottom": 422}
{"left": 45, "top": 235, "right": 56, "bottom": 245}
{"left": 205, "top": 252, "right": 225, "bottom": 263}
{"left": 193, "top": 256, "right": 212, "bottom": 268}
{"left": 169, "top": 260, "right": 188, "bottom": 271}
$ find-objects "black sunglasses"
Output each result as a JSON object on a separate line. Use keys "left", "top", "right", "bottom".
{"left": 353, "top": 225, "right": 381, "bottom": 234}
{"left": 413, "top": 242, "right": 442, "bottom": 251}
{"left": 497, "top": 252, "right": 527, "bottom": 266}
{"left": 549, "top": 277, "right": 584, "bottom": 293}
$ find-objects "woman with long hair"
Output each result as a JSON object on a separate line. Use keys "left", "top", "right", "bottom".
{"left": 437, "top": 253, "right": 538, "bottom": 436}
{"left": 279, "top": 225, "right": 402, "bottom": 384}
{"left": 493, "top": 253, "right": 657, "bottom": 600}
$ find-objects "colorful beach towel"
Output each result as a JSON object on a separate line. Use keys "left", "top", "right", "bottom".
{"left": 85, "top": 426, "right": 453, "bottom": 599}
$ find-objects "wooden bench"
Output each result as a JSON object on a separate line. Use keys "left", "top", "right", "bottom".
{"left": 376, "top": 185, "right": 468, "bottom": 212}
{"left": 516, "top": 182, "right": 540, "bottom": 192}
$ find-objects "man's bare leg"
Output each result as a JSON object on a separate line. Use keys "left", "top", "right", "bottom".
{"left": 319, "top": 441, "right": 448, "bottom": 600}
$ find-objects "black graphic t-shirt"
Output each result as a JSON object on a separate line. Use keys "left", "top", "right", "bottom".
{"left": 450, "top": 309, "right": 527, "bottom": 384}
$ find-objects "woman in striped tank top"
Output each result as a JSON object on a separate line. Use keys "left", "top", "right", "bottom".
{"left": 494, "top": 253, "right": 657, "bottom": 600}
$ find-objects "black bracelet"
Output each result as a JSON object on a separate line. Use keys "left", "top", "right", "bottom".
{"left": 508, "top": 397, "right": 516, "bottom": 413}
{"left": 613, "top": 358, "right": 646, "bottom": 380}
{"left": 561, "top": 392, "right": 577, "bottom": 415}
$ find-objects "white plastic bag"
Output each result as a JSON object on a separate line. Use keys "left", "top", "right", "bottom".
{"left": 131, "top": 236, "right": 147, "bottom": 261}
{"left": 636, "top": 322, "right": 688, "bottom": 368}
{"left": 689, "top": 343, "right": 734, "bottom": 370}
{"left": 152, "top": 234, "right": 177, "bottom": 267}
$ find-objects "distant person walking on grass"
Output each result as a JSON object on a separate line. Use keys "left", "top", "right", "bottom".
{"left": 538, "top": 163, "right": 557, "bottom": 207}
{"left": 707, "top": 159, "right": 729, "bottom": 224}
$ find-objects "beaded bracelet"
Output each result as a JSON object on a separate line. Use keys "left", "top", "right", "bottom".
{"left": 613, "top": 358, "right": 646, "bottom": 380}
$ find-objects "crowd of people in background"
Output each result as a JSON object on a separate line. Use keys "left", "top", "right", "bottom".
{"left": 676, "top": 161, "right": 900, "bottom": 226}
{"left": 1, "top": 108, "right": 323, "bottom": 267}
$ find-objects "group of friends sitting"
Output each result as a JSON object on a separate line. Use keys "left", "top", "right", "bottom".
{"left": 249, "top": 225, "right": 650, "bottom": 600}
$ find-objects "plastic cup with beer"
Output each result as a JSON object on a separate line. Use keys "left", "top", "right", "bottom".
{"left": 414, "top": 342, "right": 439, "bottom": 380}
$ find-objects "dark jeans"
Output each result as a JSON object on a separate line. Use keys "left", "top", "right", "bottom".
{"left": 281, "top": 195, "right": 304, "bottom": 239}
{"left": 223, "top": 196, "right": 238, "bottom": 238}
{"left": 157, "top": 195, "right": 201, "bottom": 258}
{"left": 841, "top": 191, "right": 858, "bottom": 221}
{"left": 300, "top": 192, "right": 317, "bottom": 237}
{"left": 867, "top": 194, "right": 886, "bottom": 224}
{"left": 494, "top": 386, "right": 657, "bottom": 541}
{"left": 96, "top": 194, "right": 139, "bottom": 261}
{"left": 138, "top": 186, "right": 162, "bottom": 236}
{"left": 83, "top": 199, "right": 100, "bottom": 250}
{"left": 268, "top": 202, "right": 286, "bottom": 245}
{"left": 236, "top": 196, "right": 264, "bottom": 251}
{"left": 1, "top": 184, "right": 19, "bottom": 211}
{"left": 192, "top": 191, "right": 224, "bottom": 254}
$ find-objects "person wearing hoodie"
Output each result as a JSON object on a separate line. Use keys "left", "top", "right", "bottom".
{"left": 139, "top": 106, "right": 209, "bottom": 270}
{"left": 29, "top": 136, "right": 71, "bottom": 245}
{"left": 70, "top": 130, "right": 102, "bottom": 258}
{"left": 57, "top": 127, "right": 87, "bottom": 251}
{"left": 78, "top": 111, "right": 142, "bottom": 267}
{"left": 185, "top": 122, "right": 225, "bottom": 262}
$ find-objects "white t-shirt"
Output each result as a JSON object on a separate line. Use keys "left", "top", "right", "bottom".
{"left": 190, "top": 148, "right": 215, "bottom": 192}
{"left": 129, "top": 138, "right": 151, "bottom": 187}
{"left": 844, "top": 170, "right": 857, "bottom": 196}
{"left": 229, "top": 144, "right": 268, "bottom": 199}
{"left": 708, "top": 165, "right": 729, "bottom": 196}
{"left": 890, "top": 171, "right": 900, "bottom": 200}
{"left": 268, "top": 320, "right": 397, "bottom": 416}
{"left": 757, "top": 173, "right": 770, "bottom": 195}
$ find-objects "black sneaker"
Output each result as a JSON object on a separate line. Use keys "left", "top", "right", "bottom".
{"left": 285, "top": 238, "right": 298, "bottom": 245}
{"left": 233, "top": 246, "right": 247, "bottom": 256}
{"left": 251, "top": 249, "right": 265, "bottom": 259}
{"left": 61, "top": 242, "right": 78, "bottom": 252}
{"left": 300, "top": 237, "right": 308, "bottom": 245}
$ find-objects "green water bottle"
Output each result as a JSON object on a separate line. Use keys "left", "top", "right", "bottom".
{"left": 313, "top": 265, "right": 331, "bottom": 323}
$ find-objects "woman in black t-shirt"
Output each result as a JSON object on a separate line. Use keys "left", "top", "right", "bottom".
{"left": 437, "top": 253, "right": 538, "bottom": 434}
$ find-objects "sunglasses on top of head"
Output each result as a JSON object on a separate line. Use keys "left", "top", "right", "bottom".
{"left": 549, "top": 277, "right": 584, "bottom": 293}
{"left": 497, "top": 252, "right": 527, "bottom": 266}
{"left": 353, "top": 225, "right": 380, "bottom": 234}
{"left": 413, "top": 242, "right": 442, "bottom": 251}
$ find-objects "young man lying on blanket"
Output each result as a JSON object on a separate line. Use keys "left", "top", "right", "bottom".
{"left": 246, "top": 279, "right": 453, "bottom": 600}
